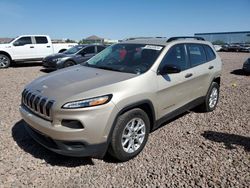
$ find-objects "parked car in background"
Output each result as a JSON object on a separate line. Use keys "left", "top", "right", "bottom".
{"left": 0, "top": 35, "right": 77, "bottom": 68}
{"left": 220, "top": 44, "right": 230, "bottom": 52}
{"left": 213, "top": 45, "right": 222, "bottom": 52}
{"left": 43, "top": 44, "right": 106, "bottom": 69}
{"left": 240, "top": 44, "right": 250, "bottom": 52}
{"left": 227, "top": 43, "right": 242, "bottom": 52}
{"left": 20, "top": 36, "right": 222, "bottom": 161}
{"left": 220, "top": 43, "right": 250, "bottom": 53}
{"left": 243, "top": 58, "right": 250, "bottom": 73}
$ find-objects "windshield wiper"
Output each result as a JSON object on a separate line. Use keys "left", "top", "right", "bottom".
{"left": 96, "top": 65, "right": 123, "bottom": 72}
{"left": 83, "top": 62, "right": 124, "bottom": 72}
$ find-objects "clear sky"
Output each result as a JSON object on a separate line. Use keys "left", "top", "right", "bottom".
{"left": 0, "top": 0, "right": 249, "bottom": 40}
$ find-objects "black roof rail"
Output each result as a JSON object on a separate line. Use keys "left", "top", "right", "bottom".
{"left": 124, "top": 37, "right": 153, "bottom": 41}
{"left": 124, "top": 36, "right": 167, "bottom": 41}
{"left": 167, "top": 36, "right": 205, "bottom": 42}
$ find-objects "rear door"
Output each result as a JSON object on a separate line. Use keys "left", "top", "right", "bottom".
{"left": 33, "top": 36, "right": 53, "bottom": 58}
{"left": 11, "top": 37, "right": 36, "bottom": 60}
{"left": 156, "top": 44, "right": 194, "bottom": 118}
{"left": 186, "top": 44, "right": 211, "bottom": 98}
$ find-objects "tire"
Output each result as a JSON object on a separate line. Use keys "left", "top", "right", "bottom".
{"left": 199, "top": 82, "right": 220, "bottom": 112}
{"left": 108, "top": 108, "right": 150, "bottom": 162}
{"left": 64, "top": 61, "right": 75, "bottom": 68}
{"left": 0, "top": 54, "right": 11, "bottom": 68}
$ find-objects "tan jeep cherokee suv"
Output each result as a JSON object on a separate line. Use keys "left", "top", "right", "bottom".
{"left": 20, "top": 37, "right": 222, "bottom": 161}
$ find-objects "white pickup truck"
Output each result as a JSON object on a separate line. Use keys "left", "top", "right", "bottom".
{"left": 0, "top": 35, "right": 77, "bottom": 68}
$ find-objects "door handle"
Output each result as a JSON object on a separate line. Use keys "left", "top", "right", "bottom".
{"left": 47, "top": 46, "right": 51, "bottom": 48}
{"left": 209, "top": 65, "right": 214, "bottom": 70}
{"left": 185, "top": 73, "right": 193, "bottom": 78}
{"left": 30, "top": 46, "right": 34, "bottom": 48}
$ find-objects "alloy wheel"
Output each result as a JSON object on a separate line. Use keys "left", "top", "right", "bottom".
{"left": 121, "top": 118, "right": 146, "bottom": 153}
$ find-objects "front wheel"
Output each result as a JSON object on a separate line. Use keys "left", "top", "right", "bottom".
{"left": 64, "top": 61, "right": 75, "bottom": 68}
{"left": 108, "top": 108, "right": 150, "bottom": 161}
{"left": 0, "top": 54, "right": 11, "bottom": 68}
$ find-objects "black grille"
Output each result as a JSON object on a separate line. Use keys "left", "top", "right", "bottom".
{"left": 34, "top": 96, "right": 41, "bottom": 111}
{"left": 22, "top": 89, "right": 55, "bottom": 120}
{"left": 45, "top": 101, "right": 54, "bottom": 116}
{"left": 39, "top": 98, "right": 46, "bottom": 114}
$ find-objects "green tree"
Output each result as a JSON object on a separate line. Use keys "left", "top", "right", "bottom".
{"left": 78, "top": 39, "right": 93, "bottom": 44}
{"left": 212, "top": 40, "right": 226, "bottom": 45}
{"left": 65, "top": 39, "right": 76, "bottom": 43}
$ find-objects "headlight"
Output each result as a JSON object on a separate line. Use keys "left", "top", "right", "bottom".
{"left": 62, "top": 94, "right": 112, "bottom": 109}
{"left": 52, "top": 58, "right": 62, "bottom": 62}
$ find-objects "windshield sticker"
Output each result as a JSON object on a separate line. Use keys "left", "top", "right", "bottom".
{"left": 143, "top": 45, "right": 163, "bottom": 51}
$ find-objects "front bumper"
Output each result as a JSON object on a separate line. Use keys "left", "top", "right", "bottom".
{"left": 42, "top": 60, "right": 57, "bottom": 69}
{"left": 24, "top": 123, "right": 107, "bottom": 157}
{"left": 43, "top": 59, "right": 65, "bottom": 69}
{"left": 19, "top": 101, "right": 118, "bottom": 157}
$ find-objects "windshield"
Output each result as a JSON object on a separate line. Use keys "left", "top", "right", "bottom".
{"left": 63, "top": 45, "right": 84, "bottom": 54}
{"left": 82, "top": 43, "right": 163, "bottom": 74}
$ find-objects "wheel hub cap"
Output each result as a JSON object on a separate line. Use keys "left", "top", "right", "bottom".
{"left": 0, "top": 55, "right": 8, "bottom": 67}
{"left": 209, "top": 88, "right": 218, "bottom": 108}
{"left": 121, "top": 118, "right": 146, "bottom": 153}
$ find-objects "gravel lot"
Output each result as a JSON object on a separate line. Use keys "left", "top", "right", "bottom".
{"left": 0, "top": 52, "right": 249, "bottom": 187}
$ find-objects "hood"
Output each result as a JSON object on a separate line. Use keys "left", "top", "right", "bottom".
{"left": 26, "top": 65, "right": 137, "bottom": 101}
{"left": 44, "top": 53, "right": 71, "bottom": 60}
{"left": 0, "top": 43, "right": 11, "bottom": 49}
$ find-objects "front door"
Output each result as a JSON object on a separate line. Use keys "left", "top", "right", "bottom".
{"left": 77, "top": 46, "right": 96, "bottom": 63}
{"left": 156, "top": 44, "right": 194, "bottom": 119}
{"left": 11, "top": 37, "right": 36, "bottom": 60}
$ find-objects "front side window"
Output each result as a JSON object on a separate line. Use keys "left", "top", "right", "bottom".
{"left": 84, "top": 46, "right": 95, "bottom": 54}
{"left": 83, "top": 43, "right": 163, "bottom": 74}
{"left": 14, "top": 37, "right": 32, "bottom": 46}
{"left": 159, "top": 44, "right": 188, "bottom": 71}
{"left": 35, "top": 37, "right": 48, "bottom": 44}
{"left": 187, "top": 44, "right": 206, "bottom": 67}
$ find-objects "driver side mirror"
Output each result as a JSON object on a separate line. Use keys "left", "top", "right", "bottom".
{"left": 158, "top": 64, "right": 181, "bottom": 75}
{"left": 13, "top": 41, "right": 22, "bottom": 46}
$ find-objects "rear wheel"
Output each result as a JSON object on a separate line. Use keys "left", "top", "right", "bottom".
{"left": 64, "top": 61, "right": 75, "bottom": 68}
{"left": 108, "top": 108, "right": 150, "bottom": 161}
{"left": 199, "top": 82, "right": 219, "bottom": 112}
{"left": 0, "top": 54, "right": 11, "bottom": 68}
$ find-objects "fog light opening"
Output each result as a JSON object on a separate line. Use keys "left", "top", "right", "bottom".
{"left": 61, "top": 120, "right": 84, "bottom": 129}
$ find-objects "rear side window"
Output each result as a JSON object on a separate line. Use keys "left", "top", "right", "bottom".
{"left": 84, "top": 46, "right": 95, "bottom": 54}
{"left": 203, "top": 45, "right": 216, "bottom": 61}
{"left": 159, "top": 44, "right": 188, "bottom": 71}
{"left": 187, "top": 44, "right": 207, "bottom": 67}
{"left": 97, "top": 46, "right": 105, "bottom": 52}
{"left": 35, "top": 37, "right": 48, "bottom": 44}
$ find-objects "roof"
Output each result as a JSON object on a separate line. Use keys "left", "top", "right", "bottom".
{"left": 85, "top": 35, "right": 104, "bottom": 40}
{"left": 122, "top": 37, "right": 211, "bottom": 46}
